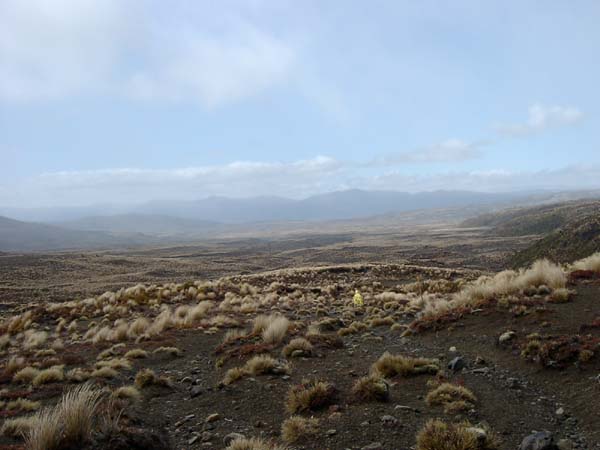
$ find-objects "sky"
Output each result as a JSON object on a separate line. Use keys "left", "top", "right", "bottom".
{"left": 1, "top": 0, "right": 599, "bottom": 207}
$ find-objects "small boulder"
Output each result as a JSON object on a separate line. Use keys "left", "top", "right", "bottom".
{"left": 499, "top": 331, "right": 516, "bottom": 344}
{"left": 448, "top": 356, "right": 466, "bottom": 372}
{"left": 519, "top": 431, "right": 557, "bottom": 450}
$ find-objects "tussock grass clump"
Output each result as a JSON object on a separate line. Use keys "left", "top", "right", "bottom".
{"left": 285, "top": 380, "right": 337, "bottom": 414}
{"left": 351, "top": 374, "right": 390, "bottom": 402}
{"left": 245, "top": 354, "right": 289, "bottom": 376}
{"left": 426, "top": 383, "right": 477, "bottom": 411}
{"left": 124, "top": 348, "right": 148, "bottom": 359}
{"left": 153, "top": 346, "right": 182, "bottom": 357}
{"left": 222, "top": 366, "right": 247, "bottom": 385}
{"left": 134, "top": 368, "right": 173, "bottom": 389}
{"left": 571, "top": 252, "right": 600, "bottom": 272}
{"left": 548, "top": 288, "right": 571, "bottom": 303}
{"left": 91, "top": 367, "right": 118, "bottom": 379}
{"left": 262, "top": 316, "right": 290, "bottom": 345}
{"left": 1, "top": 416, "right": 36, "bottom": 437}
{"left": 32, "top": 366, "right": 64, "bottom": 386}
{"left": 416, "top": 419, "right": 499, "bottom": 450}
{"left": 282, "top": 338, "right": 313, "bottom": 358}
{"left": 371, "top": 352, "right": 439, "bottom": 378}
{"left": 281, "top": 416, "right": 319, "bottom": 443}
{"left": 58, "top": 384, "right": 104, "bottom": 446}
{"left": 226, "top": 437, "right": 288, "bottom": 450}
{"left": 22, "top": 384, "right": 103, "bottom": 450}
{"left": 112, "top": 385, "right": 141, "bottom": 401}
{"left": 23, "top": 330, "right": 48, "bottom": 350}
{"left": 222, "top": 355, "right": 290, "bottom": 385}
{"left": 96, "top": 357, "right": 131, "bottom": 370}
{"left": 5, "top": 356, "right": 25, "bottom": 374}
{"left": 6, "top": 398, "right": 41, "bottom": 412}
{"left": 13, "top": 366, "right": 40, "bottom": 384}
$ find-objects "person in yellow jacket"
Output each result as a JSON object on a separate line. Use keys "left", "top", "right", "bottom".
{"left": 353, "top": 289, "right": 364, "bottom": 307}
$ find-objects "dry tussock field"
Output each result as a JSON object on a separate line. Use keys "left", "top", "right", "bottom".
{"left": 0, "top": 247, "right": 599, "bottom": 449}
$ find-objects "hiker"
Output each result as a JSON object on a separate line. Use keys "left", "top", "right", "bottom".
{"left": 353, "top": 289, "right": 364, "bottom": 307}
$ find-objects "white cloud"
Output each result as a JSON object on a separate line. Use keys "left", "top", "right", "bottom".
{"left": 496, "top": 104, "right": 584, "bottom": 136}
{"left": 367, "top": 165, "right": 600, "bottom": 192}
{"left": 367, "top": 139, "right": 484, "bottom": 166}
{"left": 128, "top": 24, "right": 296, "bottom": 107}
{"left": 0, "top": 1, "right": 296, "bottom": 106}
{"left": 0, "top": 0, "right": 123, "bottom": 101}
{"left": 3, "top": 156, "right": 343, "bottom": 206}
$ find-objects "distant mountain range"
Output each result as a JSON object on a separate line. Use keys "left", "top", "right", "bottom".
{"left": 5, "top": 188, "right": 600, "bottom": 224}
{"left": 1, "top": 189, "right": 600, "bottom": 252}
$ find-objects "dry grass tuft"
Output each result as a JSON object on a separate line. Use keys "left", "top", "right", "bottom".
{"left": 426, "top": 383, "right": 477, "bottom": 409}
{"left": 281, "top": 416, "right": 319, "bottom": 443}
{"left": 112, "top": 385, "right": 141, "bottom": 401}
{"left": 285, "top": 380, "right": 337, "bottom": 414}
{"left": 351, "top": 374, "right": 390, "bottom": 402}
{"left": 226, "top": 436, "right": 288, "bottom": 450}
{"left": 262, "top": 316, "right": 290, "bottom": 345}
{"left": 571, "top": 252, "right": 600, "bottom": 272}
{"left": 134, "top": 368, "right": 173, "bottom": 389}
{"left": 90, "top": 366, "right": 118, "bottom": 379}
{"left": 1, "top": 416, "right": 36, "bottom": 437}
{"left": 13, "top": 366, "right": 40, "bottom": 384}
{"left": 153, "top": 346, "right": 182, "bottom": 357}
{"left": 371, "top": 352, "right": 439, "bottom": 378}
{"left": 22, "top": 384, "right": 103, "bottom": 450}
{"left": 124, "top": 348, "right": 148, "bottom": 359}
{"left": 282, "top": 338, "right": 313, "bottom": 358}
{"left": 416, "top": 419, "right": 499, "bottom": 450}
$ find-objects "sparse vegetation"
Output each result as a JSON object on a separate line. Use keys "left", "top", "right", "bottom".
{"left": 371, "top": 352, "right": 439, "bottom": 378}
{"left": 285, "top": 380, "right": 337, "bottom": 414}
{"left": 281, "top": 416, "right": 319, "bottom": 443}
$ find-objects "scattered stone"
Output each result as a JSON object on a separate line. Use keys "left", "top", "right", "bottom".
{"left": 190, "top": 386, "right": 203, "bottom": 398}
{"left": 326, "top": 429, "right": 337, "bottom": 436}
{"left": 360, "top": 421, "right": 370, "bottom": 427}
{"left": 472, "top": 367, "right": 491, "bottom": 375}
{"left": 555, "top": 407, "right": 565, "bottom": 416}
{"left": 223, "top": 433, "right": 245, "bottom": 446}
{"left": 205, "top": 413, "right": 221, "bottom": 423}
{"left": 281, "top": 375, "right": 290, "bottom": 381}
{"left": 449, "top": 346, "right": 457, "bottom": 353}
{"left": 475, "top": 355, "right": 486, "bottom": 365}
{"left": 448, "top": 356, "right": 466, "bottom": 372}
{"left": 519, "top": 431, "right": 556, "bottom": 450}
{"left": 188, "top": 435, "right": 199, "bottom": 445}
{"left": 499, "top": 331, "right": 516, "bottom": 344}
{"left": 180, "top": 376, "right": 192, "bottom": 383}
{"left": 380, "top": 415, "right": 398, "bottom": 426}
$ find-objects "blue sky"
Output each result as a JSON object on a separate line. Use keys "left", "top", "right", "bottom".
{"left": 1, "top": 0, "right": 599, "bottom": 206}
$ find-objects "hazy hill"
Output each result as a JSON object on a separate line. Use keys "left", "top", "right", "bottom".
{"left": 0, "top": 215, "right": 157, "bottom": 252}
{"left": 56, "top": 214, "right": 220, "bottom": 236}
{"left": 463, "top": 200, "right": 600, "bottom": 266}
{"left": 0, "top": 189, "right": 559, "bottom": 224}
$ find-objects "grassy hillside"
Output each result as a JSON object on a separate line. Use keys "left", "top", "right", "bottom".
{"left": 0, "top": 215, "right": 155, "bottom": 252}
{"left": 510, "top": 214, "right": 600, "bottom": 267}
{"left": 463, "top": 200, "right": 600, "bottom": 266}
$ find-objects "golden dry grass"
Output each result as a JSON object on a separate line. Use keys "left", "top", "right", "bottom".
{"left": 370, "top": 352, "right": 439, "bottom": 378}
{"left": 351, "top": 374, "right": 390, "bottom": 402}
{"left": 281, "top": 416, "right": 319, "bottom": 443}
{"left": 285, "top": 380, "right": 336, "bottom": 414}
